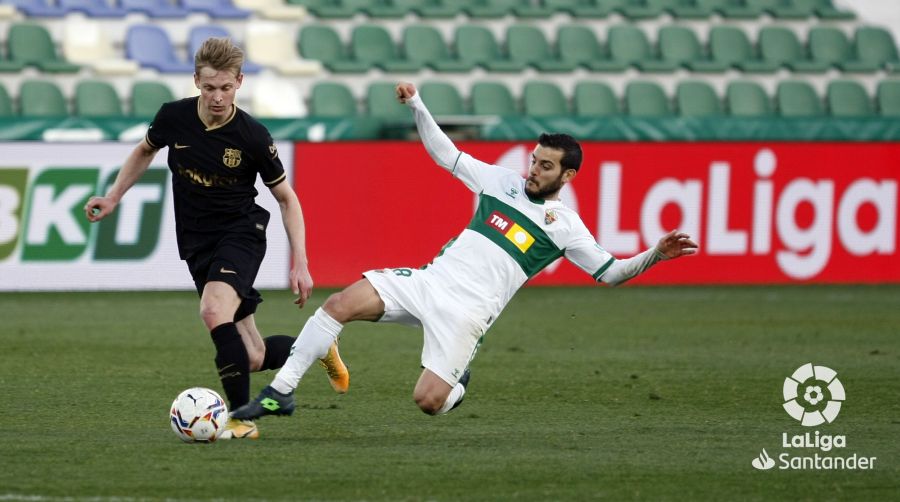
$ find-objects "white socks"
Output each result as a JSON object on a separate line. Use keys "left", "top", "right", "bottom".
{"left": 436, "top": 382, "right": 466, "bottom": 415}
{"left": 271, "top": 308, "right": 342, "bottom": 395}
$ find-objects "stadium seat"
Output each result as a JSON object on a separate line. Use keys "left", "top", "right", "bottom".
{"left": 876, "top": 80, "right": 900, "bottom": 117}
{"left": 403, "top": 25, "right": 474, "bottom": 73}
{"left": 121, "top": 0, "right": 190, "bottom": 17}
{"left": 807, "top": 27, "right": 879, "bottom": 73}
{"left": 708, "top": 26, "right": 778, "bottom": 73}
{"left": 181, "top": 0, "right": 252, "bottom": 18}
{"left": 419, "top": 82, "right": 467, "bottom": 116}
{"left": 246, "top": 21, "right": 322, "bottom": 75}
{"left": 252, "top": 79, "right": 306, "bottom": 117}
{"left": 725, "top": 81, "right": 772, "bottom": 116}
{"left": 522, "top": 81, "right": 569, "bottom": 117}
{"left": 233, "top": 0, "right": 307, "bottom": 19}
{"left": 367, "top": 82, "right": 411, "bottom": 119}
{"left": 606, "top": 25, "right": 677, "bottom": 72}
{"left": 757, "top": 27, "right": 829, "bottom": 73}
{"left": 471, "top": 81, "right": 518, "bottom": 115}
{"left": 466, "top": 0, "right": 552, "bottom": 19}
{"left": 454, "top": 25, "right": 525, "bottom": 72}
{"left": 605, "top": 0, "right": 663, "bottom": 20}
{"left": 409, "top": 0, "right": 467, "bottom": 19}
{"left": 75, "top": 80, "right": 123, "bottom": 117}
{"left": 776, "top": 81, "right": 823, "bottom": 117}
{"left": 131, "top": 81, "right": 175, "bottom": 118}
{"left": 188, "top": 26, "right": 262, "bottom": 73}
{"left": 351, "top": 25, "right": 423, "bottom": 73}
{"left": 544, "top": 0, "right": 613, "bottom": 18}
{"left": 309, "top": 82, "right": 358, "bottom": 117}
{"left": 573, "top": 81, "right": 619, "bottom": 116}
{"left": 676, "top": 81, "right": 722, "bottom": 117}
{"left": 295, "top": 0, "right": 371, "bottom": 19}
{"left": 126, "top": 25, "right": 194, "bottom": 73}
{"left": 852, "top": 27, "right": 900, "bottom": 72}
{"left": 649, "top": 0, "right": 713, "bottom": 19}
{"left": 557, "top": 25, "right": 625, "bottom": 72}
{"left": 19, "top": 80, "right": 68, "bottom": 117}
{"left": 695, "top": 0, "right": 760, "bottom": 19}
{"left": 761, "top": 0, "right": 855, "bottom": 20}
{"left": 0, "top": 84, "right": 13, "bottom": 116}
{"left": 3, "top": 0, "right": 67, "bottom": 17}
{"left": 63, "top": 19, "right": 139, "bottom": 75}
{"left": 826, "top": 80, "right": 872, "bottom": 117}
{"left": 59, "top": 0, "right": 128, "bottom": 16}
{"left": 298, "top": 25, "right": 369, "bottom": 73}
{"left": 657, "top": 26, "right": 728, "bottom": 72}
{"left": 8, "top": 23, "right": 80, "bottom": 73}
{"left": 625, "top": 81, "right": 671, "bottom": 116}
{"left": 506, "top": 25, "right": 578, "bottom": 73}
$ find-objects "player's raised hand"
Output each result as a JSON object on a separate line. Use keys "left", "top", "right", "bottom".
{"left": 396, "top": 82, "right": 417, "bottom": 103}
{"left": 291, "top": 262, "right": 314, "bottom": 309}
{"left": 84, "top": 196, "right": 116, "bottom": 222}
{"left": 655, "top": 230, "right": 698, "bottom": 259}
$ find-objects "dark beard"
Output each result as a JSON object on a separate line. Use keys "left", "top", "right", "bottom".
{"left": 524, "top": 174, "right": 565, "bottom": 199}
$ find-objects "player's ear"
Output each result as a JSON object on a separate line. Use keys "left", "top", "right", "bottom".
{"left": 562, "top": 168, "right": 577, "bottom": 183}
{"left": 235, "top": 72, "right": 244, "bottom": 89}
{"left": 193, "top": 73, "right": 200, "bottom": 89}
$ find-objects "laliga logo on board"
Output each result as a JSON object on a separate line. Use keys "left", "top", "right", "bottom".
{"left": 782, "top": 363, "right": 844, "bottom": 426}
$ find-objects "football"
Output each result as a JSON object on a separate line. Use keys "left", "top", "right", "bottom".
{"left": 169, "top": 387, "right": 228, "bottom": 443}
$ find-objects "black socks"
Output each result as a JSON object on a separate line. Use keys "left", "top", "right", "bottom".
{"left": 210, "top": 322, "right": 250, "bottom": 409}
{"left": 261, "top": 335, "right": 296, "bottom": 371}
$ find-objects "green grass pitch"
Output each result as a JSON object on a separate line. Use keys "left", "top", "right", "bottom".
{"left": 1, "top": 286, "right": 898, "bottom": 500}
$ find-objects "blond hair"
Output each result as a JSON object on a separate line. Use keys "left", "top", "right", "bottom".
{"left": 194, "top": 37, "right": 244, "bottom": 76}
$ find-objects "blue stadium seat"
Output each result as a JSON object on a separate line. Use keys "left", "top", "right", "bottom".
{"left": 126, "top": 25, "right": 194, "bottom": 73}
{"left": 188, "top": 26, "right": 263, "bottom": 73}
{"left": 58, "top": 0, "right": 128, "bottom": 17}
{"left": 181, "top": 0, "right": 252, "bottom": 18}
{"left": 121, "top": 0, "right": 190, "bottom": 17}
{"left": 3, "top": 0, "right": 67, "bottom": 16}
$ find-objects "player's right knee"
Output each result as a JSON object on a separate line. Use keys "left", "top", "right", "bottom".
{"left": 413, "top": 391, "right": 444, "bottom": 416}
{"left": 322, "top": 292, "right": 351, "bottom": 323}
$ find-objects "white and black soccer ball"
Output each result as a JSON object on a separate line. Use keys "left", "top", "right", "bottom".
{"left": 169, "top": 387, "right": 228, "bottom": 443}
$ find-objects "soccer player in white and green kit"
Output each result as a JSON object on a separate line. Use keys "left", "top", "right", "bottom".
{"left": 231, "top": 82, "right": 698, "bottom": 420}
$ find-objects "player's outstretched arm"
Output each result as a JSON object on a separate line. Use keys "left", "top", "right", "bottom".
{"left": 84, "top": 139, "right": 158, "bottom": 222}
{"left": 271, "top": 181, "right": 314, "bottom": 308}
{"left": 601, "top": 230, "right": 698, "bottom": 286}
{"left": 396, "top": 81, "right": 461, "bottom": 170}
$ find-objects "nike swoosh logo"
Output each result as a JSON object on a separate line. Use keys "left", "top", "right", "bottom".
{"left": 174, "top": 143, "right": 190, "bottom": 149}
{"left": 220, "top": 267, "right": 237, "bottom": 274}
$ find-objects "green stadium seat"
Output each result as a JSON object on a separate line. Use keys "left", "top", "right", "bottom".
{"left": 351, "top": 25, "right": 423, "bottom": 73}
{"left": 808, "top": 27, "right": 879, "bottom": 73}
{"left": 604, "top": 0, "right": 663, "bottom": 20}
{"left": 8, "top": 23, "right": 80, "bottom": 73}
{"left": 725, "top": 81, "right": 772, "bottom": 116}
{"left": 696, "top": 0, "right": 760, "bottom": 19}
{"left": 784, "top": 0, "right": 854, "bottom": 20}
{"left": 652, "top": 0, "right": 713, "bottom": 18}
{"left": 295, "top": 0, "right": 366, "bottom": 19}
{"left": 19, "top": 80, "right": 68, "bottom": 117}
{"left": 544, "top": 0, "right": 613, "bottom": 18}
{"left": 606, "top": 25, "right": 678, "bottom": 72}
{"left": 676, "top": 81, "right": 722, "bottom": 117}
{"left": 413, "top": 0, "right": 468, "bottom": 18}
{"left": 366, "top": 82, "right": 410, "bottom": 119}
{"left": 466, "top": 0, "right": 552, "bottom": 19}
{"left": 0, "top": 84, "right": 13, "bottom": 116}
{"left": 625, "top": 81, "right": 671, "bottom": 116}
{"left": 853, "top": 27, "right": 900, "bottom": 73}
{"left": 403, "top": 25, "right": 474, "bottom": 73}
{"left": 506, "top": 25, "right": 578, "bottom": 73}
{"left": 573, "top": 81, "right": 620, "bottom": 116}
{"left": 419, "top": 81, "right": 466, "bottom": 116}
{"left": 826, "top": 80, "right": 872, "bottom": 117}
{"left": 657, "top": 26, "right": 728, "bottom": 72}
{"left": 776, "top": 81, "right": 823, "bottom": 117}
{"left": 522, "top": 81, "right": 569, "bottom": 117}
{"left": 557, "top": 25, "right": 626, "bottom": 72}
{"left": 310, "top": 82, "right": 358, "bottom": 117}
{"left": 75, "top": 80, "right": 123, "bottom": 117}
{"left": 454, "top": 25, "right": 526, "bottom": 72}
{"left": 299, "top": 25, "right": 369, "bottom": 73}
{"left": 750, "top": 0, "right": 809, "bottom": 19}
{"left": 471, "top": 81, "right": 518, "bottom": 115}
{"left": 708, "top": 26, "right": 778, "bottom": 73}
{"left": 757, "top": 27, "right": 829, "bottom": 73}
{"left": 876, "top": 80, "right": 900, "bottom": 117}
{"left": 131, "top": 81, "right": 174, "bottom": 118}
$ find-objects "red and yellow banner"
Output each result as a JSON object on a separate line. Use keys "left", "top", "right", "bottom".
{"left": 294, "top": 142, "right": 899, "bottom": 286}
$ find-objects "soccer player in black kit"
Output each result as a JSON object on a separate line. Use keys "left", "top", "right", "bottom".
{"left": 85, "top": 38, "right": 348, "bottom": 439}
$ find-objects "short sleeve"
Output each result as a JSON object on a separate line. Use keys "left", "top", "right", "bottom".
{"left": 145, "top": 103, "right": 169, "bottom": 149}
{"left": 564, "top": 222, "right": 616, "bottom": 282}
{"left": 452, "top": 153, "right": 520, "bottom": 194}
{"left": 256, "top": 131, "right": 286, "bottom": 188}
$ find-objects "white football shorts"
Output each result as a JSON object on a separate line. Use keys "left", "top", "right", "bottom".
{"left": 363, "top": 268, "right": 484, "bottom": 386}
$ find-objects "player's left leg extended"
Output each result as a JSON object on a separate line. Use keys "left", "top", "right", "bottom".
{"left": 413, "top": 368, "right": 470, "bottom": 415}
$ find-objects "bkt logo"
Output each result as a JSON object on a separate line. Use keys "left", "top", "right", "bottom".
{"left": 0, "top": 167, "right": 167, "bottom": 261}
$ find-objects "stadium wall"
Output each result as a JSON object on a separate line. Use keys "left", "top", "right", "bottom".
{"left": 2, "top": 140, "right": 895, "bottom": 291}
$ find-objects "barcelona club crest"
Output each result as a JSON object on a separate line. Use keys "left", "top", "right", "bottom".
{"left": 223, "top": 148, "right": 242, "bottom": 168}
{"left": 544, "top": 209, "right": 558, "bottom": 225}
